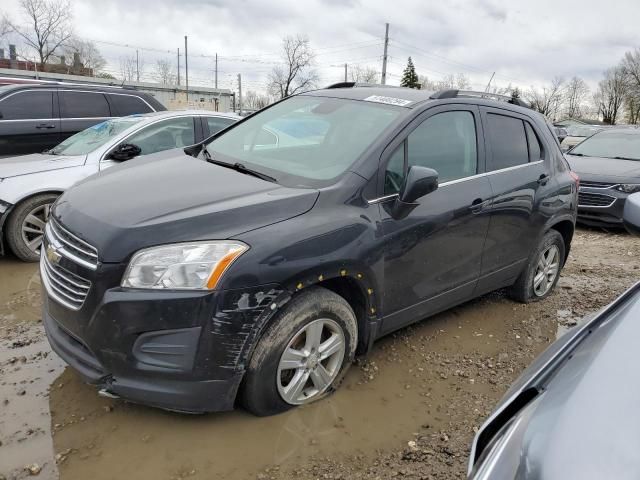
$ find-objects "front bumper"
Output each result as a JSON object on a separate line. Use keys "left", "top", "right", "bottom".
{"left": 577, "top": 186, "right": 627, "bottom": 227}
{"left": 41, "top": 254, "right": 286, "bottom": 413}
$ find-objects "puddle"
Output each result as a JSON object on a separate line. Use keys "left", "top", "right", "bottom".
{"left": 0, "top": 257, "right": 555, "bottom": 480}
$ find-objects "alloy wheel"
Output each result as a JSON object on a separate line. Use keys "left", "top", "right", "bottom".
{"left": 277, "top": 318, "right": 346, "bottom": 405}
{"left": 533, "top": 244, "right": 560, "bottom": 297}
{"left": 20, "top": 203, "right": 51, "bottom": 255}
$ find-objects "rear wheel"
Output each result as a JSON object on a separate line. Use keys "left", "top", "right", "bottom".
{"left": 509, "top": 229, "right": 565, "bottom": 303}
{"left": 240, "top": 287, "right": 357, "bottom": 416}
{"left": 6, "top": 194, "right": 58, "bottom": 262}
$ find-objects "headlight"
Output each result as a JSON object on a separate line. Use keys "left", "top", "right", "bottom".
{"left": 615, "top": 184, "right": 640, "bottom": 194}
{"left": 121, "top": 241, "right": 248, "bottom": 290}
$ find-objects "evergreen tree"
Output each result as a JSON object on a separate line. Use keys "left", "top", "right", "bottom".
{"left": 400, "top": 57, "right": 420, "bottom": 89}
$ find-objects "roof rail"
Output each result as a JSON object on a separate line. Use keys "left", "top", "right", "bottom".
{"left": 325, "top": 82, "right": 403, "bottom": 89}
{"left": 430, "top": 89, "right": 530, "bottom": 108}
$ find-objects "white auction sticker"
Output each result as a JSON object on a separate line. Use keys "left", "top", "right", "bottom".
{"left": 363, "top": 95, "right": 413, "bottom": 106}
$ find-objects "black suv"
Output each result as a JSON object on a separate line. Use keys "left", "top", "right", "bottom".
{"left": 41, "top": 85, "right": 578, "bottom": 415}
{"left": 0, "top": 83, "right": 166, "bottom": 157}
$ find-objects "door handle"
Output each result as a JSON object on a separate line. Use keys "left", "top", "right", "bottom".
{"left": 469, "top": 198, "right": 488, "bottom": 213}
{"left": 35, "top": 123, "right": 56, "bottom": 129}
{"left": 537, "top": 174, "right": 550, "bottom": 185}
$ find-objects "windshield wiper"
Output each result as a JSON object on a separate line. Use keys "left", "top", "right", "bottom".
{"left": 612, "top": 156, "right": 640, "bottom": 161}
{"left": 203, "top": 148, "right": 277, "bottom": 183}
{"left": 43, "top": 149, "right": 59, "bottom": 155}
{"left": 569, "top": 152, "right": 587, "bottom": 156}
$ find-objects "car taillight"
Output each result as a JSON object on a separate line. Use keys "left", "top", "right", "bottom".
{"left": 570, "top": 171, "right": 580, "bottom": 189}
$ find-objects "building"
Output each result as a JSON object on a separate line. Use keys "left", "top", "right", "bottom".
{"left": 555, "top": 117, "right": 608, "bottom": 127}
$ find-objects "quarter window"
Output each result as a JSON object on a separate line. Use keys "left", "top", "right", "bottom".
{"left": 60, "top": 91, "right": 110, "bottom": 118}
{"left": 108, "top": 94, "right": 153, "bottom": 116}
{"left": 384, "top": 111, "right": 478, "bottom": 194}
{"left": 486, "top": 113, "right": 529, "bottom": 171}
{"left": 123, "top": 117, "right": 195, "bottom": 155}
{"left": 0, "top": 90, "right": 53, "bottom": 119}
{"left": 525, "top": 122, "right": 543, "bottom": 161}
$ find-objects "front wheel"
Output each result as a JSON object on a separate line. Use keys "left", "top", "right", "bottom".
{"left": 509, "top": 229, "right": 565, "bottom": 303}
{"left": 5, "top": 194, "right": 58, "bottom": 262}
{"left": 240, "top": 287, "right": 358, "bottom": 416}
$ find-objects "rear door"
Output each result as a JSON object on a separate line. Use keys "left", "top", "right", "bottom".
{"left": 0, "top": 89, "right": 60, "bottom": 156}
{"left": 59, "top": 90, "right": 112, "bottom": 142}
{"left": 477, "top": 107, "right": 552, "bottom": 291}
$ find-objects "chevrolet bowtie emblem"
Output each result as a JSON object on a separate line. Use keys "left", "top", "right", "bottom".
{"left": 46, "top": 244, "right": 62, "bottom": 264}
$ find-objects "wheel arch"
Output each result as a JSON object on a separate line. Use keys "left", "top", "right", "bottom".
{"left": 547, "top": 218, "right": 575, "bottom": 265}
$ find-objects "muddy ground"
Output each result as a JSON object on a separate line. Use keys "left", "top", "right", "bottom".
{"left": 0, "top": 227, "right": 638, "bottom": 480}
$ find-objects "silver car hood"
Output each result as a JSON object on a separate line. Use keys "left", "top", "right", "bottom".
{"left": 0, "top": 153, "right": 87, "bottom": 179}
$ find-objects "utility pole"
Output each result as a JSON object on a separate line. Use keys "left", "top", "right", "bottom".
{"left": 177, "top": 47, "right": 180, "bottom": 86}
{"left": 344, "top": 63, "right": 348, "bottom": 82}
{"left": 184, "top": 35, "right": 189, "bottom": 101}
{"left": 381, "top": 22, "right": 389, "bottom": 85}
{"left": 215, "top": 53, "right": 218, "bottom": 89}
{"left": 136, "top": 49, "right": 140, "bottom": 82}
{"left": 237, "top": 73, "right": 242, "bottom": 116}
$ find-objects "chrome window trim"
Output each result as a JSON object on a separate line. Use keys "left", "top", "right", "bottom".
{"left": 368, "top": 161, "right": 544, "bottom": 204}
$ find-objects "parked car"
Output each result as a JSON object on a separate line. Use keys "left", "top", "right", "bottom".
{"left": 553, "top": 126, "right": 568, "bottom": 144}
{"left": 560, "top": 125, "right": 603, "bottom": 151}
{"left": 468, "top": 192, "right": 640, "bottom": 480}
{"left": 41, "top": 85, "right": 578, "bottom": 415}
{"left": 0, "top": 83, "right": 166, "bottom": 157}
{"left": 0, "top": 110, "right": 240, "bottom": 261}
{"left": 565, "top": 128, "right": 640, "bottom": 227}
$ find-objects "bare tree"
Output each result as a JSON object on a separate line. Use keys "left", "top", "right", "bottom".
{"left": 4, "top": 0, "right": 73, "bottom": 67}
{"left": 63, "top": 37, "right": 106, "bottom": 72}
{"left": 420, "top": 73, "right": 470, "bottom": 91}
{"left": 622, "top": 49, "right": 640, "bottom": 124}
{"left": 594, "top": 67, "right": 628, "bottom": 125}
{"left": 525, "top": 77, "right": 564, "bottom": 120}
{"left": 119, "top": 55, "right": 143, "bottom": 82}
{"left": 154, "top": 59, "right": 176, "bottom": 85}
{"left": 563, "top": 76, "right": 589, "bottom": 118}
{"left": 268, "top": 35, "right": 318, "bottom": 99}
{"left": 350, "top": 65, "right": 378, "bottom": 84}
{"left": 244, "top": 90, "right": 273, "bottom": 110}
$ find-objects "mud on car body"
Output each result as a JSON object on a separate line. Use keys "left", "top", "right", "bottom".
{"left": 41, "top": 85, "right": 578, "bottom": 415}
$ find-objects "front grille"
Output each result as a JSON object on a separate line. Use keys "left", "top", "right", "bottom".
{"left": 578, "top": 192, "right": 616, "bottom": 207}
{"left": 40, "top": 252, "right": 92, "bottom": 310}
{"left": 580, "top": 181, "right": 617, "bottom": 189}
{"left": 46, "top": 219, "right": 98, "bottom": 270}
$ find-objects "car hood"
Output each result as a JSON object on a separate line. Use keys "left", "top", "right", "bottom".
{"left": 470, "top": 282, "right": 640, "bottom": 479}
{"left": 0, "top": 153, "right": 86, "bottom": 178}
{"left": 566, "top": 154, "right": 640, "bottom": 178}
{"left": 53, "top": 154, "right": 320, "bottom": 263}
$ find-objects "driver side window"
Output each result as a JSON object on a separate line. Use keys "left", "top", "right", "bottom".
{"left": 124, "top": 117, "right": 195, "bottom": 156}
{"left": 384, "top": 111, "right": 478, "bottom": 194}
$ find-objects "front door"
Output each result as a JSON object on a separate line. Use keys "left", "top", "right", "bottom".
{"left": 378, "top": 105, "right": 492, "bottom": 334}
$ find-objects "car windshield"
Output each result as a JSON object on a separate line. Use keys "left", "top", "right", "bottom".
{"left": 49, "top": 116, "right": 145, "bottom": 155}
{"left": 566, "top": 126, "right": 601, "bottom": 137}
{"left": 570, "top": 131, "right": 640, "bottom": 160}
{"left": 205, "top": 95, "right": 403, "bottom": 186}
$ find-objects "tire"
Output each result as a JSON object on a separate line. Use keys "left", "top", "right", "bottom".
{"left": 5, "top": 194, "right": 58, "bottom": 262}
{"left": 509, "top": 229, "right": 565, "bottom": 304}
{"left": 240, "top": 286, "right": 358, "bottom": 417}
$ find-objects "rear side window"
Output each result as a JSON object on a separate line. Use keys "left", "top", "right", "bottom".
{"left": 525, "top": 122, "right": 543, "bottom": 161}
{"left": 205, "top": 116, "right": 235, "bottom": 135}
{"left": 109, "top": 94, "right": 153, "bottom": 116}
{"left": 0, "top": 90, "right": 53, "bottom": 119}
{"left": 486, "top": 113, "right": 529, "bottom": 171}
{"left": 59, "top": 91, "right": 110, "bottom": 118}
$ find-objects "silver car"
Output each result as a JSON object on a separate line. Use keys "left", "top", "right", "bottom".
{"left": 0, "top": 110, "right": 240, "bottom": 261}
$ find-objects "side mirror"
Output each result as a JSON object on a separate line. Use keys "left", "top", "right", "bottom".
{"left": 623, "top": 192, "right": 640, "bottom": 235}
{"left": 389, "top": 166, "right": 439, "bottom": 219}
{"left": 109, "top": 143, "right": 142, "bottom": 161}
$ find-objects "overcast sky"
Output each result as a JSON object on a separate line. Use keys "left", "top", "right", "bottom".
{"left": 2, "top": 0, "right": 640, "bottom": 95}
